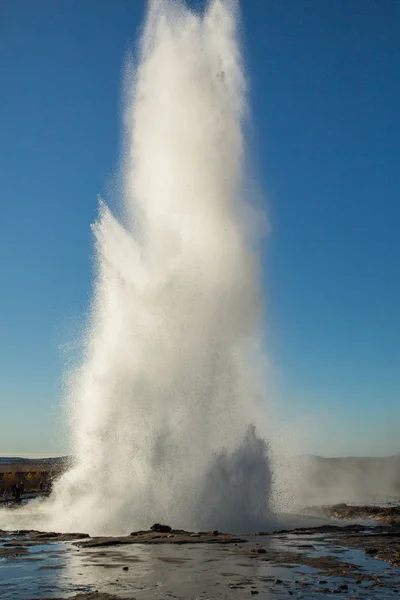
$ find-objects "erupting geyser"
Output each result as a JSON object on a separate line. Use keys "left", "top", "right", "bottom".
{"left": 0, "top": 0, "right": 273, "bottom": 535}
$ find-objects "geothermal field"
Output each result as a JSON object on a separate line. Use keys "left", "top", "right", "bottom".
{"left": 0, "top": 1, "right": 399, "bottom": 599}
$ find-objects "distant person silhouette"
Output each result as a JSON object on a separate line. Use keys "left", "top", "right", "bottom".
{"left": 14, "top": 482, "right": 22, "bottom": 503}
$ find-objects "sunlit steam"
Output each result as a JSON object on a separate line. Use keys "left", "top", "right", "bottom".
{"left": 0, "top": 0, "right": 273, "bottom": 535}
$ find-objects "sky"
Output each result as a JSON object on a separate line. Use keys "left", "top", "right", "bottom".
{"left": 0, "top": 0, "right": 398, "bottom": 458}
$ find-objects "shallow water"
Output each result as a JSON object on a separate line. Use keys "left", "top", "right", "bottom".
{"left": 1, "top": 530, "right": 399, "bottom": 600}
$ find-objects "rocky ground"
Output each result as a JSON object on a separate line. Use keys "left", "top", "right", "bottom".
{"left": 251, "top": 521, "right": 400, "bottom": 568}
{"left": 0, "top": 526, "right": 245, "bottom": 555}
{"left": 317, "top": 503, "right": 400, "bottom": 525}
{"left": 25, "top": 596, "right": 127, "bottom": 600}
{"left": 1, "top": 510, "right": 400, "bottom": 599}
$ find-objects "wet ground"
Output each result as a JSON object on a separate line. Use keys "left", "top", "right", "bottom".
{"left": 304, "top": 503, "right": 400, "bottom": 526}
{"left": 0, "top": 514, "right": 399, "bottom": 599}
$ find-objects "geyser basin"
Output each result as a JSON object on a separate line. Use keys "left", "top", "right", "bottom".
{"left": 0, "top": 0, "right": 272, "bottom": 536}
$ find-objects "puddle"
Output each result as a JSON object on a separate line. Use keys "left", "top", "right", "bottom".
{"left": 0, "top": 530, "right": 399, "bottom": 599}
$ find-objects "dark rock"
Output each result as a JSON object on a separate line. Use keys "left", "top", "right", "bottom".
{"left": 23, "top": 594, "right": 129, "bottom": 600}
{"left": 18, "top": 530, "right": 89, "bottom": 542}
{"left": 77, "top": 531, "right": 246, "bottom": 547}
{"left": 0, "top": 546, "right": 28, "bottom": 557}
{"left": 15, "top": 530, "right": 35, "bottom": 535}
{"left": 150, "top": 523, "right": 171, "bottom": 533}
{"left": 213, "top": 530, "right": 219, "bottom": 535}
{"left": 365, "top": 547, "right": 378, "bottom": 555}
{"left": 122, "top": 566, "right": 129, "bottom": 570}
{"left": 72, "top": 595, "right": 134, "bottom": 600}
{"left": 320, "top": 503, "right": 400, "bottom": 526}
{"left": 274, "top": 579, "right": 283, "bottom": 584}
{"left": 250, "top": 591, "right": 259, "bottom": 595}
{"left": 251, "top": 548, "right": 266, "bottom": 554}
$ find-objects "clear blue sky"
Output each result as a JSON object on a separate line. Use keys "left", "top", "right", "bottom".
{"left": 0, "top": 0, "right": 398, "bottom": 457}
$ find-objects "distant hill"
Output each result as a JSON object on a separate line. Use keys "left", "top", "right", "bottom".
{"left": 0, "top": 456, "right": 70, "bottom": 475}
{"left": 0, "top": 456, "right": 69, "bottom": 465}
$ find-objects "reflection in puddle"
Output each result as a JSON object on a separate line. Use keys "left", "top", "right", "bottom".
{"left": 0, "top": 533, "right": 399, "bottom": 599}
